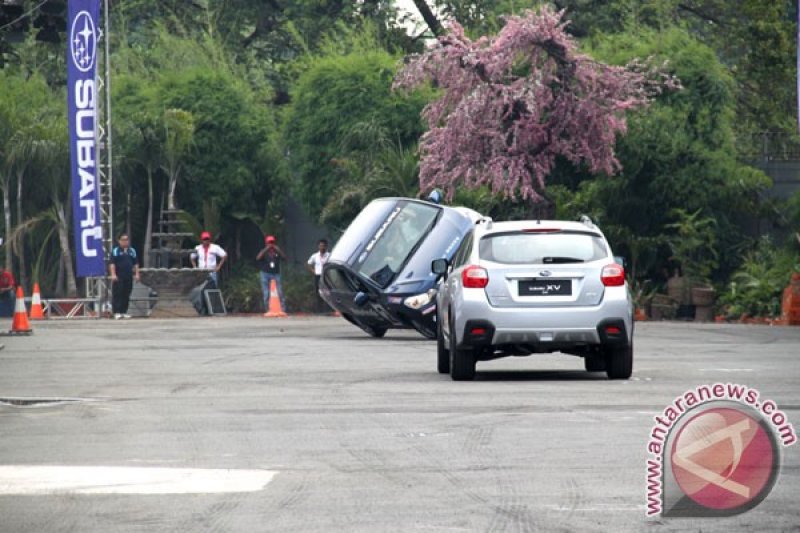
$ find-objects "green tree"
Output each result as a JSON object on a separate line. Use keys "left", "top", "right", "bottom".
{"left": 0, "top": 71, "right": 52, "bottom": 277}
{"left": 556, "top": 27, "right": 771, "bottom": 282}
{"left": 283, "top": 35, "right": 429, "bottom": 219}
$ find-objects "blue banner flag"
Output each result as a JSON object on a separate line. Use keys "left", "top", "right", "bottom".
{"left": 67, "top": 0, "right": 104, "bottom": 277}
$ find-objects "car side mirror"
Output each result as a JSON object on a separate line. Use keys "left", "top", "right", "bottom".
{"left": 431, "top": 258, "right": 449, "bottom": 276}
{"left": 614, "top": 255, "right": 626, "bottom": 269}
{"left": 353, "top": 292, "right": 370, "bottom": 307}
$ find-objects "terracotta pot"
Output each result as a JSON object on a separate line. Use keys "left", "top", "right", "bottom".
{"left": 691, "top": 287, "right": 716, "bottom": 307}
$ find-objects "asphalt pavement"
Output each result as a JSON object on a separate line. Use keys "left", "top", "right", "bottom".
{"left": 0, "top": 317, "right": 798, "bottom": 532}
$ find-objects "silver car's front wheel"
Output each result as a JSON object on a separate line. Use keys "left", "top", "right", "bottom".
{"left": 449, "top": 315, "right": 476, "bottom": 381}
{"left": 437, "top": 312, "right": 450, "bottom": 374}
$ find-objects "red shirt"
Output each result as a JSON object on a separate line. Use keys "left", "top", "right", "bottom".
{"left": 0, "top": 270, "right": 14, "bottom": 290}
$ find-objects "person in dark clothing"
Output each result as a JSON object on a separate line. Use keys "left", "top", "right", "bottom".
{"left": 0, "top": 267, "right": 15, "bottom": 318}
{"left": 256, "top": 235, "right": 286, "bottom": 315}
{"left": 110, "top": 233, "right": 140, "bottom": 319}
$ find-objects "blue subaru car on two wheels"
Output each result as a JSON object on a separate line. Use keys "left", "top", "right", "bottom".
{"left": 320, "top": 198, "right": 481, "bottom": 339}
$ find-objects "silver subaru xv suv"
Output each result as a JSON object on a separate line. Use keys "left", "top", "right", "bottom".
{"left": 432, "top": 217, "right": 634, "bottom": 381}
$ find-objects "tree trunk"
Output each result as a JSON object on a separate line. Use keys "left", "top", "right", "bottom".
{"left": 168, "top": 170, "right": 178, "bottom": 210}
{"left": 55, "top": 252, "right": 64, "bottom": 296}
{"left": 16, "top": 169, "right": 27, "bottom": 290}
{"left": 56, "top": 202, "right": 78, "bottom": 297}
{"left": 143, "top": 169, "right": 153, "bottom": 268}
{"left": 411, "top": 0, "right": 443, "bottom": 36}
{"left": 1, "top": 179, "right": 11, "bottom": 273}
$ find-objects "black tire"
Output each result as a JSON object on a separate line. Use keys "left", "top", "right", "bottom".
{"left": 362, "top": 325, "right": 387, "bottom": 338}
{"left": 341, "top": 313, "right": 358, "bottom": 326}
{"left": 606, "top": 343, "right": 633, "bottom": 380}
{"left": 584, "top": 355, "right": 606, "bottom": 372}
{"left": 437, "top": 314, "right": 449, "bottom": 374}
{"left": 449, "top": 316, "right": 475, "bottom": 381}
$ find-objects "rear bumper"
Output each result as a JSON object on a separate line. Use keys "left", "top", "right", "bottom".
{"left": 454, "top": 292, "right": 633, "bottom": 348}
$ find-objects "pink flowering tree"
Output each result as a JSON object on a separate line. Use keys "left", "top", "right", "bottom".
{"left": 393, "top": 7, "right": 679, "bottom": 207}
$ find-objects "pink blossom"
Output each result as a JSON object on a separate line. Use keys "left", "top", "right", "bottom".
{"left": 394, "top": 7, "right": 680, "bottom": 202}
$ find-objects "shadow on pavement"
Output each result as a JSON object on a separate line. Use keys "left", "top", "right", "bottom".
{"left": 474, "top": 370, "right": 608, "bottom": 381}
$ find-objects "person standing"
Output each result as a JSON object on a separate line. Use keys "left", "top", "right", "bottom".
{"left": 110, "top": 233, "right": 140, "bottom": 320}
{"left": 0, "top": 266, "right": 15, "bottom": 318}
{"left": 191, "top": 231, "right": 227, "bottom": 285}
{"left": 256, "top": 235, "right": 286, "bottom": 315}
{"left": 307, "top": 239, "right": 331, "bottom": 313}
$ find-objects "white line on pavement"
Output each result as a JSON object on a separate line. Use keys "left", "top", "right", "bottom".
{"left": 0, "top": 465, "right": 277, "bottom": 495}
{"left": 698, "top": 368, "right": 755, "bottom": 372}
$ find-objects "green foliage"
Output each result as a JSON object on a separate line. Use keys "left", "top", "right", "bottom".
{"left": 222, "top": 262, "right": 318, "bottom": 314}
{"left": 719, "top": 238, "right": 800, "bottom": 319}
{"left": 157, "top": 67, "right": 277, "bottom": 215}
{"left": 283, "top": 32, "right": 430, "bottom": 218}
{"left": 281, "top": 264, "right": 318, "bottom": 314}
{"left": 559, "top": 27, "right": 772, "bottom": 281}
{"left": 665, "top": 208, "right": 718, "bottom": 283}
{"left": 222, "top": 263, "right": 263, "bottom": 314}
{"left": 320, "top": 120, "right": 421, "bottom": 230}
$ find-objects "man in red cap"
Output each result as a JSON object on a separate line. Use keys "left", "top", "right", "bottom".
{"left": 190, "top": 231, "right": 227, "bottom": 284}
{"left": 256, "top": 235, "right": 286, "bottom": 314}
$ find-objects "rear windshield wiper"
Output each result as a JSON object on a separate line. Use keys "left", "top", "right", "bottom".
{"left": 542, "top": 256, "right": 585, "bottom": 264}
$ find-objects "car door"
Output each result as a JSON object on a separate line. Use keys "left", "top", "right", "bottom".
{"left": 441, "top": 231, "right": 474, "bottom": 345}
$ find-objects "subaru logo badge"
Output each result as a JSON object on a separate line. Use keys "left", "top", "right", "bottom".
{"left": 539, "top": 270, "right": 552, "bottom": 277}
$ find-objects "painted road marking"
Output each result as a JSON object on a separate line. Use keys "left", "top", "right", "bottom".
{"left": 699, "top": 368, "right": 754, "bottom": 372}
{"left": 0, "top": 466, "right": 276, "bottom": 495}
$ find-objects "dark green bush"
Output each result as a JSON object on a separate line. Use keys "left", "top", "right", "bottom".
{"left": 719, "top": 238, "right": 799, "bottom": 318}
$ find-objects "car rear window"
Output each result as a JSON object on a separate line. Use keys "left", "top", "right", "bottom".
{"left": 479, "top": 231, "right": 608, "bottom": 264}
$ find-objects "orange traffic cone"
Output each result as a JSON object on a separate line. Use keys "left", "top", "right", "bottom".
{"left": 263, "top": 279, "right": 287, "bottom": 318}
{"left": 10, "top": 286, "right": 33, "bottom": 335}
{"left": 29, "top": 283, "right": 44, "bottom": 320}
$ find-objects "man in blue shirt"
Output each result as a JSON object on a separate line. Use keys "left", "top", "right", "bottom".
{"left": 110, "top": 233, "right": 140, "bottom": 319}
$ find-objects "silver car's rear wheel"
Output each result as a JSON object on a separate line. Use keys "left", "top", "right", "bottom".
{"left": 606, "top": 343, "right": 633, "bottom": 380}
{"left": 450, "top": 316, "right": 475, "bottom": 381}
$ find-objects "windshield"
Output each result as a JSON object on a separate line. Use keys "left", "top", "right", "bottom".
{"left": 357, "top": 201, "right": 441, "bottom": 288}
{"left": 479, "top": 231, "right": 608, "bottom": 264}
{"left": 330, "top": 199, "right": 396, "bottom": 264}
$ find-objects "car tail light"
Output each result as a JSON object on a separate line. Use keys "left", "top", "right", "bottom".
{"left": 601, "top": 264, "right": 625, "bottom": 286}
{"left": 606, "top": 326, "right": 621, "bottom": 335}
{"left": 462, "top": 265, "right": 489, "bottom": 288}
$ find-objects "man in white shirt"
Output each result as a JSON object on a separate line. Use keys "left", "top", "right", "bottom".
{"left": 191, "top": 231, "right": 227, "bottom": 284}
{"left": 307, "top": 239, "right": 331, "bottom": 312}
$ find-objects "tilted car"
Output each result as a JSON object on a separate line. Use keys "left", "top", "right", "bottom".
{"left": 433, "top": 217, "right": 634, "bottom": 380}
{"left": 320, "top": 197, "right": 481, "bottom": 338}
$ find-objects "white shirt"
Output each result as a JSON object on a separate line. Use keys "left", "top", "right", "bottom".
{"left": 307, "top": 251, "right": 330, "bottom": 275}
{"left": 192, "top": 243, "right": 227, "bottom": 269}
